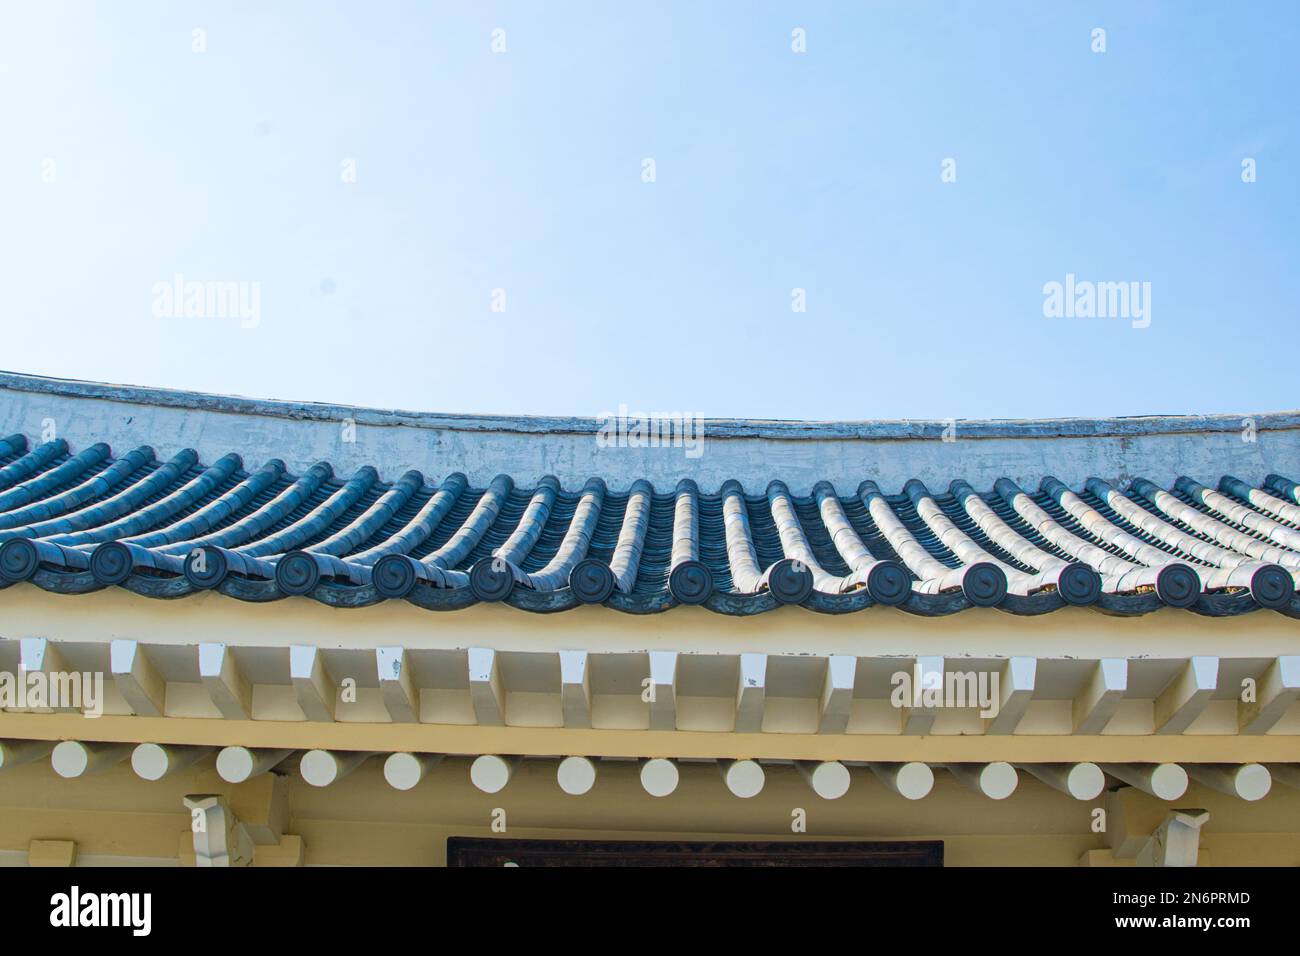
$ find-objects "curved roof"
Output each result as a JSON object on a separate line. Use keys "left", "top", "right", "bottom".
{"left": 1, "top": 427, "right": 1299, "bottom": 618}
{"left": 3, "top": 370, "right": 1300, "bottom": 494}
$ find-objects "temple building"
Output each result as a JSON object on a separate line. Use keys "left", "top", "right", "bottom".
{"left": 0, "top": 370, "right": 1297, "bottom": 866}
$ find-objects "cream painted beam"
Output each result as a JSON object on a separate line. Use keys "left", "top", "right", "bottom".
{"left": 183, "top": 794, "right": 254, "bottom": 867}
{"left": 559, "top": 650, "right": 591, "bottom": 729}
{"left": 1105, "top": 786, "right": 1171, "bottom": 859}
{"left": 1185, "top": 763, "right": 1272, "bottom": 801}
{"left": 647, "top": 651, "right": 678, "bottom": 731}
{"left": 216, "top": 746, "right": 291, "bottom": 783}
{"left": 1136, "top": 809, "right": 1209, "bottom": 868}
{"left": 198, "top": 643, "right": 251, "bottom": 720}
{"left": 0, "top": 738, "right": 53, "bottom": 770}
{"left": 376, "top": 646, "right": 418, "bottom": 723}
{"left": 818, "top": 656, "right": 856, "bottom": 735}
{"left": 985, "top": 657, "right": 1035, "bottom": 735}
{"left": 299, "top": 749, "right": 372, "bottom": 787}
{"left": 28, "top": 839, "right": 77, "bottom": 867}
{"left": 253, "top": 834, "right": 305, "bottom": 867}
{"left": 110, "top": 639, "right": 165, "bottom": 717}
{"left": 7, "top": 711, "right": 1300, "bottom": 763}
{"left": 556, "top": 755, "right": 597, "bottom": 795}
{"left": 946, "top": 762, "right": 1018, "bottom": 799}
{"left": 735, "top": 653, "right": 766, "bottom": 734}
{"left": 51, "top": 740, "right": 133, "bottom": 777}
{"left": 1019, "top": 762, "right": 1105, "bottom": 801}
{"left": 639, "top": 757, "right": 679, "bottom": 797}
{"left": 468, "top": 648, "right": 504, "bottom": 726}
{"left": 796, "top": 760, "right": 850, "bottom": 799}
{"left": 290, "top": 645, "right": 335, "bottom": 722}
{"left": 1154, "top": 657, "right": 1218, "bottom": 735}
{"left": 867, "top": 761, "right": 934, "bottom": 800}
{"left": 383, "top": 752, "right": 442, "bottom": 791}
{"left": 1238, "top": 656, "right": 1300, "bottom": 735}
{"left": 1266, "top": 764, "right": 1300, "bottom": 790}
{"left": 902, "top": 656, "right": 944, "bottom": 735}
{"left": 1072, "top": 658, "right": 1127, "bottom": 735}
{"left": 469, "top": 753, "right": 518, "bottom": 793}
{"left": 719, "top": 758, "right": 765, "bottom": 798}
{"left": 1102, "top": 763, "right": 1189, "bottom": 801}
{"left": 131, "top": 743, "right": 211, "bottom": 781}
{"left": 231, "top": 772, "right": 290, "bottom": 846}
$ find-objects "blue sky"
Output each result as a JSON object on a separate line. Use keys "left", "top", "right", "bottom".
{"left": 1, "top": 1, "right": 1295, "bottom": 421}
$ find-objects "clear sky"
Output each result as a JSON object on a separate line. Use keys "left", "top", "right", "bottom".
{"left": 1, "top": 1, "right": 1296, "bottom": 422}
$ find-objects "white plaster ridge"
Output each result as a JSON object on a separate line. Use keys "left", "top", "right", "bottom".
{"left": 0, "top": 371, "right": 1296, "bottom": 495}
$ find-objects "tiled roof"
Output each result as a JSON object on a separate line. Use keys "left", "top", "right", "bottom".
{"left": 0, "top": 430, "right": 1298, "bottom": 618}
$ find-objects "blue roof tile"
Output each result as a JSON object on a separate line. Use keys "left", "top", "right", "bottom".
{"left": 0, "top": 427, "right": 1297, "bottom": 619}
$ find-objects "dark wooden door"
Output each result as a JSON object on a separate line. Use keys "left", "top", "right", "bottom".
{"left": 447, "top": 838, "right": 943, "bottom": 867}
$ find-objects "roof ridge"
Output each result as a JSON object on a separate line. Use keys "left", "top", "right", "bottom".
{"left": 3, "top": 370, "right": 1298, "bottom": 442}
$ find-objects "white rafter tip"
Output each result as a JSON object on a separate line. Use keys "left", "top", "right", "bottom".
{"left": 981, "top": 762, "right": 1018, "bottom": 799}
{"left": 1023, "top": 762, "right": 1108, "bottom": 801}
{"left": 383, "top": 752, "right": 431, "bottom": 791}
{"left": 639, "top": 757, "right": 679, "bottom": 797}
{"left": 470, "top": 754, "right": 515, "bottom": 794}
{"left": 131, "top": 743, "right": 173, "bottom": 781}
{"left": 950, "top": 761, "right": 1019, "bottom": 800}
{"left": 1066, "top": 763, "right": 1105, "bottom": 800}
{"left": 216, "top": 747, "right": 256, "bottom": 784}
{"left": 1188, "top": 763, "right": 1273, "bottom": 801}
{"left": 300, "top": 750, "right": 337, "bottom": 787}
{"left": 52, "top": 740, "right": 127, "bottom": 779}
{"left": 722, "top": 759, "right": 765, "bottom": 798}
{"left": 801, "top": 760, "right": 851, "bottom": 800}
{"left": 1101, "top": 762, "right": 1190, "bottom": 801}
{"left": 1234, "top": 764, "right": 1272, "bottom": 802}
{"left": 51, "top": 741, "right": 87, "bottom": 778}
{"left": 895, "top": 762, "right": 935, "bottom": 800}
{"left": 215, "top": 746, "right": 290, "bottom": 783}
{"left": 1150, "top": 763, "right": 1190, "bottom": 801}
{"left": 300, "top": 749, "right": 366, "bottom": 788}
{"left": 556, "top": 756, "right": 597, "bottom": 795}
